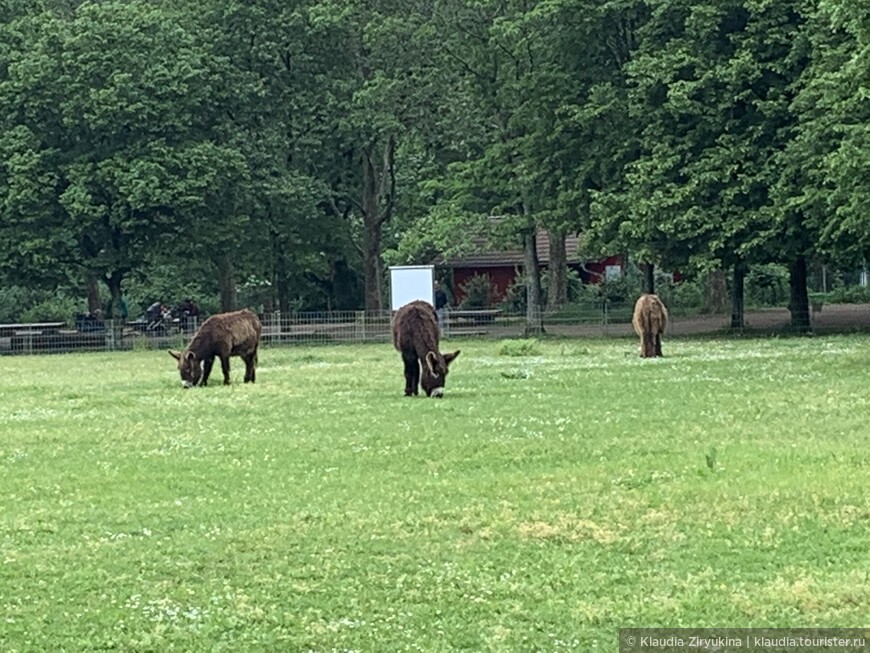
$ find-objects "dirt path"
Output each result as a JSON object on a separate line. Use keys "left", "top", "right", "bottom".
{"left": 670, "top": 303, "right": 870, "bottom": 335}
{"left": 541, "top": 303, "right": 870, "bottom": 338}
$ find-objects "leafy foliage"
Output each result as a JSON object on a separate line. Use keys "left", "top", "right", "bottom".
{"left": 458, "top": 273, "right": 495, "bottom": 310}
{"left": 0, "top": 0, "right": 866, "bottom": 318}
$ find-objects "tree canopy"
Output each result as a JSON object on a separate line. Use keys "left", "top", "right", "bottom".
{"left": 0, "top": 0, "right": 866, "bottom": 325}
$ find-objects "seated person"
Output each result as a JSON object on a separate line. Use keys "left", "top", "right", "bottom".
{"left": 76, "top": 309, "right": 105, "bottom": 332}
{"left": 176, "top": 298, "right": 200, "bottom": 330}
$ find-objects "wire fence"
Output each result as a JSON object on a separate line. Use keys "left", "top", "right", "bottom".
{"left": 1, "top": 301, "right": 868, "bottom": 356}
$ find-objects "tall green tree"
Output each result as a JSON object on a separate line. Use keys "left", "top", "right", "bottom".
{"left": 778, "top": 0, "right": 869, "bottom": 272}
{"left": 540, "top": 0, "right": 648, "bottom": 303}
{"left": 192, "top": 0, "right": 339, "bottom": 312}
{"left": 407, "top": 0, "right": 571, "bottom": 331}
{"left": 0, "top": 1, "right": 252, "bottom": 314}
{"left": 301, "top": 0, "right": 428, "bottom": 311}
{"left": 588, "top": 0, "right": 816, "bottom": 328}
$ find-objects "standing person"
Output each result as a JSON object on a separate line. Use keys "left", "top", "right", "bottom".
{"left": 116, "top": 295, "right": 128, "bottom": 322}
{"left": 434, "top": 280, "right": 449, "bottom": 331}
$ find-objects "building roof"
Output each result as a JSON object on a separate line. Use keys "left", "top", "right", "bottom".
{"left": 437, "top": 230, "right": 583, "bottom": 268}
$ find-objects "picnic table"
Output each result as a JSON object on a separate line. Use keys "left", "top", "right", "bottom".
{"left": 0, "top": 322, "right": 65, "bottom": 338}
{"left": 0, "top": 321, "right": 114, "bottom": 354}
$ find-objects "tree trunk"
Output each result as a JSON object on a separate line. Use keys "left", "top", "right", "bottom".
{"left": 730, "top": 263, "right": 746, "bottom": 330}
{"left": 325, "top": 258, "right": 336, "bottom": 312}
{"left": 546, "top": 229, "right": 568, "bottom": 310}
{"left": 361, "top": 136, "right": 396, "bottom": 312}
{"left": 102, "top": 270, "right": 124, "bottom": 319}
{"left": 362, "top": 219, "right": 383, "bottom": 311}
{"left": 523, "top": 226, "right": 544, "bottom": 336}
{"left": 86, "top": 273, "right": 102, "bottom": 314}
{"left": 705, "top": 268, "right": 728, "bottom": 314}
{"left": 788, "top": 255, "right": 811, "bottom": 332}
{"left": 276, "top": 272, "right": 291, "bottom": 314}
{"left": 271, "top": 230, "right": 291, "bottom": 314}
{"left": 643, "top": 262, "right": 655, "bottom": 295}
{"left": 217, "top": 254, "right": 237, "bottom": 312}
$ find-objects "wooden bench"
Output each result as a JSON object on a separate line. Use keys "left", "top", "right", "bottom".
{"left": 446, "top": 328, "right": 488, "bottom": 337}
{"left": 9, "top": 330, "right": 107, "bottom": 354}
{"left": 446, "top": 309, "right": 503, "bottom": 326}
{"left": 0, "top": 322, "right": 65, "bottom": 338}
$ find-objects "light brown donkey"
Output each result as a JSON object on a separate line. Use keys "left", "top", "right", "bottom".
{"left": 632, "top": 294, "right": 668, "bottom": 358}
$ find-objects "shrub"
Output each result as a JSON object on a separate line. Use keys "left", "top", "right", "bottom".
{"left": 501, "top": 275, "right": 526, "bottom": 313}
{"left": 670, "top": 279, "right": 705, "bottom": 313}
{"left": 745, "top": 264, "right": 790, "bottom": 307}
{"left": 825, "top": 285, "right": 870, "bottom": 304}
{"left": 459, "top": 274, "right": 495, "bottom": 309}
{"left": 0, "top": 286, "right": 33, "bottom": 322}
{"left": 541, "top": 267, "right": 585, "bottom": 305}
{"left": 0, "top": 286, "right": 80, "bottom": 323}
{"left": 503, "top": 268, "right": 587, "bottom": 313}
{"left": 598, "top": 275, "right": 634, "bottom": 304}
{"left": 573, "top": 281, "right": 606, "bottom": 305}
{"left": 497, "top": 338, "right": 541, "bottom": 357}
{"left": 17, "top": 292, "right": 79, "bottom": 324}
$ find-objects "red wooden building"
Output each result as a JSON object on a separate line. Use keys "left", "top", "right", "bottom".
{"left": 436, "top": 230, "right": 623, "bottom": 304}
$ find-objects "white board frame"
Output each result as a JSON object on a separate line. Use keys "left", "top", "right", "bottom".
{"left": 389, "top": 265, "right": 434, "bottom": 311}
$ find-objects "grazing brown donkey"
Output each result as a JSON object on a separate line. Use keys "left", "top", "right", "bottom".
{"left": 392, "top": 300, "right": 460, "bottom": 397}
{"left": 632, "top": 294, "right": 668, "bottom": 358}
{"left": 169, "top": 309, "right": 261, "bottom": 388}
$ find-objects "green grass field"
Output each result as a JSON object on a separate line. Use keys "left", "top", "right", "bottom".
{"left": 1, "top": 335, "right": 868, "bottom": 652}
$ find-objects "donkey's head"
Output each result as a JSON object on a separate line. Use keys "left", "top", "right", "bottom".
{"left": 421, "top": 350, "right": 460, "bottom": 397}
{"left": 168, "top": 350, "right": 203, "bottom": 388}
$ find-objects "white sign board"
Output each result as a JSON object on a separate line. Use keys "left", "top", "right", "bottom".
{"left": 605, "top": 265, "right": 623, "bottom": 281}
{"left": 389, "top": 265, "right": 434, "bottom": 311}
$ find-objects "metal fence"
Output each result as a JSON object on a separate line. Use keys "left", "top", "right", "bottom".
{"left": 1, "top": 301, "right": 868, "bottom": 356}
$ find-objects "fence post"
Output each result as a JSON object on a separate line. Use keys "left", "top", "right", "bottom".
{"left": 107, "top": 320, "right": 117, "bottom": 351}
{"left": 355, "top": 311, "right": 366, "bottom": 341}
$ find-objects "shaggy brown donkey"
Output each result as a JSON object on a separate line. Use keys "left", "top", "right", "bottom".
{"left": 169, "top": 309, "right": 261, "bottom": 388}
{"left": 632, "top": 294, "right": 668, "bottom": 358}
{"left": 392, "top": 300, "right": 460, "bottom": 397}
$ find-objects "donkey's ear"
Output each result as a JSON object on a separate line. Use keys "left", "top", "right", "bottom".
{"left": 426, "top": 351, "right": 438, "bottom": 376}
{"left": 444, "top": 350, "right": 461, "bottom": 366}
{"left": 183, "top": 350, "right": 196, "bottom": 362}
{"left": 168, "top": 350, "right": 182, "bottom": 360}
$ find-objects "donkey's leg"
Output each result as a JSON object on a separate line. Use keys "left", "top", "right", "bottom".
{"left": 220, "top": 356, "right": 231, "bottom": 385}
{"left": 243, "top": 349, "right": 258, "bottom": 383}
{"left": 411, "top": 360, "right": 420, "bottom": 396}
{"left": 402, "top": 353, "right": 418, "bottom": 396}
{"left": 250, "top": 348, "right": 257, "bottom": 383}
{"left": 642, "top": 332, "right": 654, "bottom": 358}
{"left": 202, "top": 357, "right": 215, "bottom": 386}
